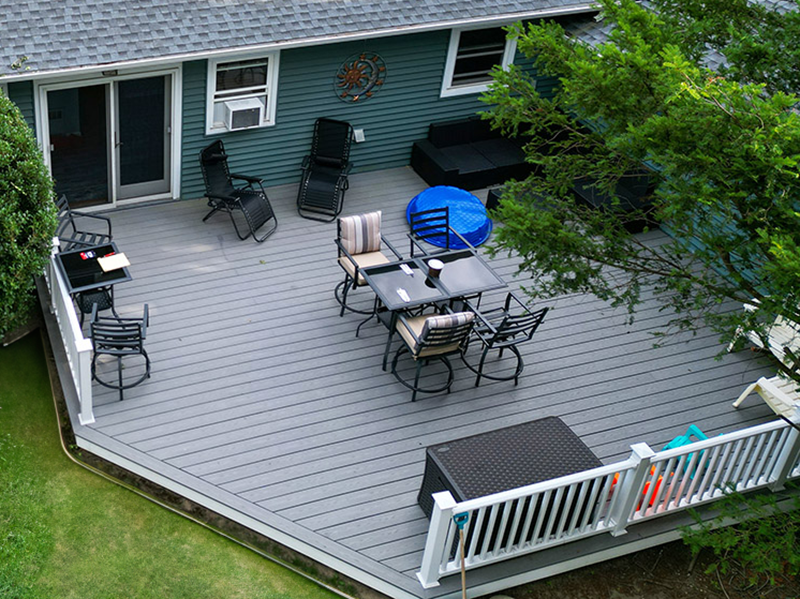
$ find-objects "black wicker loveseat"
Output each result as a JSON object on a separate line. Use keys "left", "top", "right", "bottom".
{"left": 410, "top": 117, "right": 531, "bottom": 191}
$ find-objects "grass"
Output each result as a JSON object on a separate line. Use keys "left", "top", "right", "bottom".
{"left": 0, "top": 333, "right": 340, "bottom": 599}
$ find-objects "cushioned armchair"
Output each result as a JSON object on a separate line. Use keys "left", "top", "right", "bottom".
{"left": 335, "top": 211, "right": 402, "bottom": 318}
{"left": 391, "top": 310, "right": 475, "bottom": 401}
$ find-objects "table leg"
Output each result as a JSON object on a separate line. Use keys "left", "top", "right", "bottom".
{"left": 383, "top": 311, "right": 398, "bottom": 371}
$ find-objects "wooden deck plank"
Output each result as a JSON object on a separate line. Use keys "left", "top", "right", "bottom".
{"left": 78, "top": 166, "right": 779, "bottom": 597}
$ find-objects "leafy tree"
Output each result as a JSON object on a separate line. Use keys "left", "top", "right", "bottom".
{"left": 0, "top": 88, "right": 57, "bottom": 338}
{"left": 482, "top": 0, "right": 800, "bottom": 374}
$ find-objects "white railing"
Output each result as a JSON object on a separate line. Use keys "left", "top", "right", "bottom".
{"left": 418, "top": 414, "right": 800, "bottom": 588}
{"left": 44, "top": 238, "right": 95, "bottom": 425}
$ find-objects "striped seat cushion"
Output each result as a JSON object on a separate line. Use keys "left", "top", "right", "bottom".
{"left": 420, "top": 312, "right": 475, "bottom": 339}
{"left": 339, "top": 211, "right": 382, "bottom": 255}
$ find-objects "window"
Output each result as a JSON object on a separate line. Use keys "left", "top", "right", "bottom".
{"left": 441, "top": 27, "right": 516, "bottom": 97}
{"left": 206, "top": 54, "right": 280, "bottom": 133}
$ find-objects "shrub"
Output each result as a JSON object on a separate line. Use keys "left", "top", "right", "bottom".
{"left": 0, "top": 88, "right": 57, "bottom": 337}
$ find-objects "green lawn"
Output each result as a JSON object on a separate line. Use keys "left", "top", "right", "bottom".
{"left": 0, "top": 333, "right": 340, "bottom": 599}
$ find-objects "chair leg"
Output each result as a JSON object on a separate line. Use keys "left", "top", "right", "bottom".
{"left": 475, "top": 346, "right": 490, "bottom": 387}
{"left": 412, "top": 361, "right": 422, "bottom": 402}
{"left": 733, "top": 381, "right": 760, "bottom": 408}
{"left": 117, "top": 356, "right": 124, "bottom": 401}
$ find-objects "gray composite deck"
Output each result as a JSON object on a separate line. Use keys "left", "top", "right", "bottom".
{"left": 71, "top": 166, "right": 777, "bottom": 598}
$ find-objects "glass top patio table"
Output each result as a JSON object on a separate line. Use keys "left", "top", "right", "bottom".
{"left": 360, "top": 249, "right": 506, "bottom": 312}
{"left": 54, "top": 242, "right": 132, "bottom": 294}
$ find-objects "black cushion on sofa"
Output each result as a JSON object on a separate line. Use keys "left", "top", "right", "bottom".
{"left": 473, "top": 139, "right": 526, "bottom": 168}
{"left": 411, "top": 117, "right": 533, "bottom": 190}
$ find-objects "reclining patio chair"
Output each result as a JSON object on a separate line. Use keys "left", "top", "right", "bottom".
{"left": 199, "top": 140, "right": 277, "bottom": 243}
{"left": 390, "top": 310, "right": 475, "bottom": 401}
{"left": 90, "top": 303, "right": 150, "bottom": 401}
{"left": 297, "top": 118, "right": 354, "bottom": 222}
{"left": 733, "top": 373, "right": 800, "bottom": 419}
{"left": 335, "top": 211, "right": 402, "bottom": 319}
{"left": 55, "top": 194, "right": 113, "bottom": 251}
{"left": 461, "top": 292, "right": 549, "bottom": 386}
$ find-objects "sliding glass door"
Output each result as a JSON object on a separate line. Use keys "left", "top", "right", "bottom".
{"left": 44, "top": 73, "right": 173, "bottom": 206}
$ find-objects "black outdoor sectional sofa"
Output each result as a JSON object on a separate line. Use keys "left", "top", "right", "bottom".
{"left": 410, "top": 116, "right": 532, "bottom": 191}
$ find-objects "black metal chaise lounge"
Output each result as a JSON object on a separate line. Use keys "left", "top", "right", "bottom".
{"left": 296, "top": 117, "right": 354, "bottom": 222}
{"left": 199, "top": 140, "right": 277, "bottom": 242}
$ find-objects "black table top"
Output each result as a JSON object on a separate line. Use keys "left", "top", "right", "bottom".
{"left": 426, "top": 416, "right": 602, "bottom": 501}
{"left": 55, "top": 242, "right": 132, "bottom": 294}
{"left": 360, "top": 249, "right": 506, "bottom": 312}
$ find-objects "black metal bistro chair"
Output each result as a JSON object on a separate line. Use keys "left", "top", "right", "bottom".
{"left": 199, "top": 140, "right": 277, "bottom": 243}
{"left": 408, "top": 206, "right": 472, "bottom": 257}
{"left": 391, "top": 310, "right": 475, "bottom": 401}
{"left": 297, "top": 118, "right": 354, "bottom": 222}
{"left": 462, "top": 293, "right": 549, "bottom": 386}
{"left": 55, "top": 194, "right": 113, "bottom": 251}
{"left": 335, "top": 210, "right": 403, "bottom": 319}
{"left": 75, "top": 286, "right": 117, "bottom": 327}
{"left": 90, "top": 303, "right": 150, "bottom": 401}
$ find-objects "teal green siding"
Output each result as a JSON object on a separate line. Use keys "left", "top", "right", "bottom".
{"left": 181, "top": 29, "right": 549, "bottom": 199}
{"left": 7, "top": 81, "right": 36, "bottom": 132}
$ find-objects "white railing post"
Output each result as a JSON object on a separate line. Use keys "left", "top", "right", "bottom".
{"left": 608, "top": 443, "right": 655, "bottom": 537}
{"left": 417, "top": 491, "right": 457, "bottom": 589}
{"left": 769, "top": 408, "right": 800, "bottom": 490}
{"left": 46, "top": 237, "right": 59, "bottom": 313}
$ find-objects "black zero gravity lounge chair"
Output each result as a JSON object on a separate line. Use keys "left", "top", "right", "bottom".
{"left": 199, "top": 140, "right": 277, "bottom": 242}
{"left": 296, "top": 118, "right": 354, "bottom": 222}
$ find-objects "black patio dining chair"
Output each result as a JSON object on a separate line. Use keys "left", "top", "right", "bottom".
{"left": 335, "top": 210, "right": 402, "bottom": 319}
{"left": 461, "top": 292, "right": 549, "bottom": 386}
{"left": 199, "top": 140, "right": 277, "bottom": 243}
{"left": 90, "top": 303, "right": 150, "bottom": 401}
{"left": 408, "top": 206, "right": 472, "bottom": 257}
{"left": 55, "top": 194, "right": 113, "bottom": 251}
{"left": 297, "top": 118, "right": 354, "bottom": 222}
{"left": 75, "top": 285, "right": 117, "bottom": 327}
{"left": 391, "top": 309, "right": 475, "bottom": 401}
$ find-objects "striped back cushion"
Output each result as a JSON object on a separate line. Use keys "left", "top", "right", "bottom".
{"left": 420, "top": 311, "right": 474, "bottom": 341}
{"left": 339, "top": 211, "right": 382, "bottom": 255}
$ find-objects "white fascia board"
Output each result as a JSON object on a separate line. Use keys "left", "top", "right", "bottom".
{"left": 1, "top": 5, "right": 594, "bottom": 83}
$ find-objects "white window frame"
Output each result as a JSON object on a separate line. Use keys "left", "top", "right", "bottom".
{"left": 206, "top": 52, "right": 280, "bottom": 135}
{"left": 440, "top": 26, "right": 517, "bottom": 98}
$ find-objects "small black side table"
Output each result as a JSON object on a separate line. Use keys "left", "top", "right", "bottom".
{"left": 418, "top": 416, "right": 601, "bottom": 518}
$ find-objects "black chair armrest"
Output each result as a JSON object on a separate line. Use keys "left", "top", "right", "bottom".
{"left": 407, "top": 233, "right": 431, "bottom": 257}
{"left": 69, "top": 209, "right": 113, "bottom": 238}
{"left": 300, "top": 155, "right": 311, "bottom": 171}
{"left": 447, "top": 225, "right": 474, "bottom": 250}
{"left": 464, "top": 299, "right": 498, "bottom": 343}
{"left": 230, "top": 173, "right": 262, "bottom": 184}
{"left": 382, "top": 235, "right": 404, "bottom": 260}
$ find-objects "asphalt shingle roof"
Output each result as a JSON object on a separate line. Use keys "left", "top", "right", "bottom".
{"left": 1, "top": 0, "right": 590, "bottom": 77}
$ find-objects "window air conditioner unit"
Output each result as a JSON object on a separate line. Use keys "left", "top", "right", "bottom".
{"left": 223, "top": 98, "right": 264, "bottom": 130}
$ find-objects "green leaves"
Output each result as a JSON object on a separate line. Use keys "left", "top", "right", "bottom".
{"left": 483, "top": 0, "right": 800, "bottom": 360}
{"left": 0, "top": 89, "right": 57, "bottom": 338}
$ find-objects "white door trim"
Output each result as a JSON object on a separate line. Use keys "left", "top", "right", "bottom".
{"left": 34, "top": 65, "right": 183, "bottom": 210}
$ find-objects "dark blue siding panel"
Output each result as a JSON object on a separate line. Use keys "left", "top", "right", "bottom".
{"left": 180, "top": 29, "right": 546, "bottom": 199}
{"left": 7, "top": 81, "right": 35, "bottom": 131}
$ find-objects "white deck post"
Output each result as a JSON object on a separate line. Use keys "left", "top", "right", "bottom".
{"left": 417, "top": 491, "right": 457, "bottom": 589}
{"left": 769, "top": 408, "right": 800, "bottom": 490}
{"left": 608, "top": 443, "right": 655, "bottom": 537}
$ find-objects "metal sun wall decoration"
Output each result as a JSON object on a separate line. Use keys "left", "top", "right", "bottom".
{"left": 334, "top": 52, "right": 386, "bottom": 102}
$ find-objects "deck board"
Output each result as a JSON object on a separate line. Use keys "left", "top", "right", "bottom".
{"left": 79, "top": 166, "right": 778, "bottom": 598}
